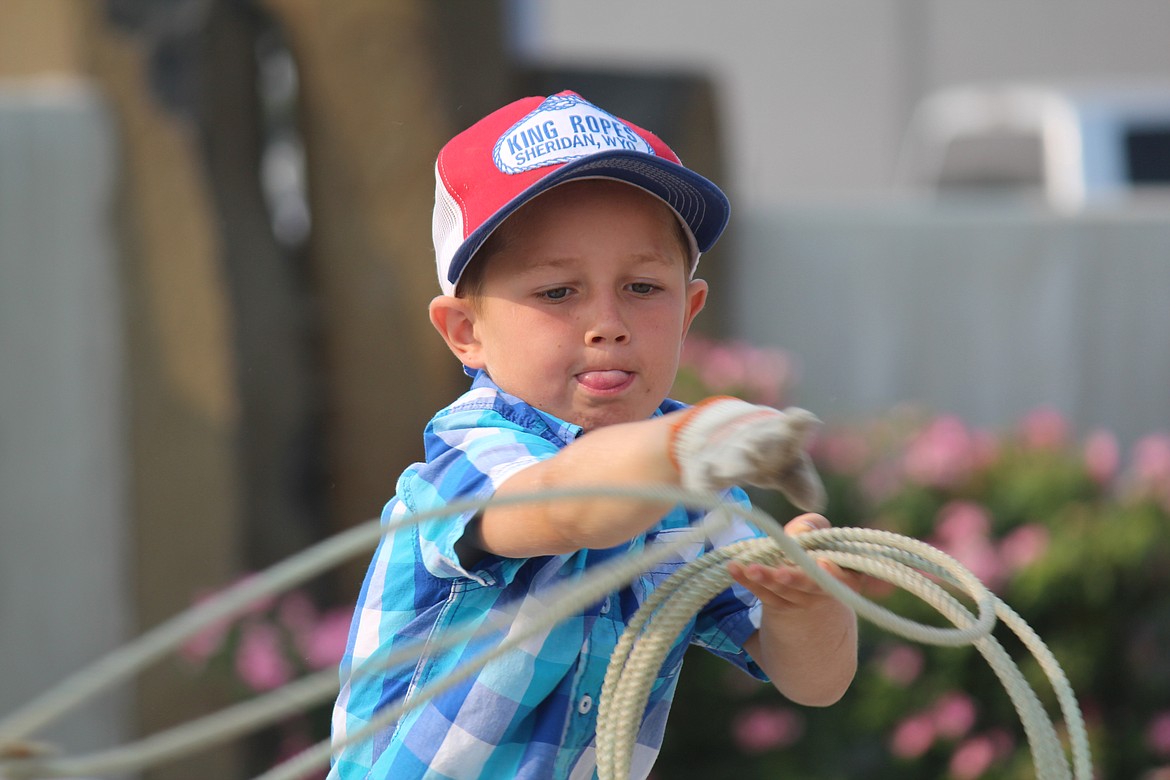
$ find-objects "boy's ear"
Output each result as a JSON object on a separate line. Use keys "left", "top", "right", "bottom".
{"left": 429, "top": 295, "right": 486, "bottom": 370}
{"left": 682, "top": 278, "right": 709, "bottom": 336}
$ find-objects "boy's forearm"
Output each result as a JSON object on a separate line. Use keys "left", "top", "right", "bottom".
{"left": 469, "top": 414, "right": 683, "bottom": 558}
{"left": 748, "top": 600, "right": 858, "bottom": 707}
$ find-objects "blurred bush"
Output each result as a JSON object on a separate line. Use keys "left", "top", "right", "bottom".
{"left": 660, "top": 339, "right": 1170, "bottom": 779}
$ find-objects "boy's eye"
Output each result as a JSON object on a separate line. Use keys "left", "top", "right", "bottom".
{"left": 541, "top": 287, "right": 571, "bottom": 301}
{"left": 629, "top": 282, "right": 658, "bottom": 295}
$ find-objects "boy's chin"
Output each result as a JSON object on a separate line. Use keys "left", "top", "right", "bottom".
{"left": 570, "top": 402, "right": 658, "bottom": 432}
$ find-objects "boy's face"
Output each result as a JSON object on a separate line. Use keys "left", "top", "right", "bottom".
{"left": 451, "top": 180, "right": 707, "bottom": 431}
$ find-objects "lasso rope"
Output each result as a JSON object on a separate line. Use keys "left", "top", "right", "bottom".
{"left": 596, "top": 531, "right": 1090, "bottom": 780}
{"left": 0, "top": 486, "right": 1091, "bottom": 780}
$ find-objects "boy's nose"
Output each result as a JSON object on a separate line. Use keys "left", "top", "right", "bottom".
{"left": 588, "top": 329, "right": 629, "bottom": 344}
{"left": 585, "top": 297, "right": 630, "bottom": 344}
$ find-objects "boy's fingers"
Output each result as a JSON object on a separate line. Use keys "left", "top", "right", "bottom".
{"left": 786, "top": 513, "right": 828, "bottom": 535}
{"left": 819, "top": 559, "right": 868, "bottom": 594}
{"left": 731, "top": 561, "right": 820, "bottom": 598}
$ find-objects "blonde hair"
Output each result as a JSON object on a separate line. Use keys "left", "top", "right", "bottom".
{"left": 455, "top": 186, "right": 695, "bottom": 306}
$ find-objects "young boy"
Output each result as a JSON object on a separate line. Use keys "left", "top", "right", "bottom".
{"left": 329, "top": 90, "right": 857, "bottom": 780}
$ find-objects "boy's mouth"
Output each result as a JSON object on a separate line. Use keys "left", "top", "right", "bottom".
{"left": 576, "top": 370, "right": 634, "bottom": 393}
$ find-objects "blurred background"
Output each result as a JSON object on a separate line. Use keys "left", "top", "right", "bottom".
{"left": 1, "top": 1, "right": 1168, "bottom": 778}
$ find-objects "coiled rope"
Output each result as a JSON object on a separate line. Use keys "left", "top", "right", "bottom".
{"left": 0, "top": 486, "right": 1091, "bottom": 780}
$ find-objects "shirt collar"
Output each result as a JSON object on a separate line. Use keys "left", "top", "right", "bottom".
{"left": 466, "top": 368, "right": 677, "bottom": 436}
{"left": 467, "top": 369, "right": 585, "bottom": 442}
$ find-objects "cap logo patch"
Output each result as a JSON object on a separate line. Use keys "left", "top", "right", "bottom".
{"left": 493, "top": 93, "right": 655, "bottom": 175}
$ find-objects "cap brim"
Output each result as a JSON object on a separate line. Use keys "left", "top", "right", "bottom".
{"left": 446, "top": 150, "right": 730, "bottom": 291}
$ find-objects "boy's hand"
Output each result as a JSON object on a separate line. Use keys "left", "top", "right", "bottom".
{"left": 669, "top": 396, "right": 826, "bottom": 511}
{"left": 734, "top": 514, "right": 861, "bottom": 706}
{"left": 727, "top": 514, "right": 861, "bottom": 609}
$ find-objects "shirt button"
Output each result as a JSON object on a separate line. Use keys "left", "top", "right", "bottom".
{"left": 578, "top": 695, "right": 593, "bottom": 715}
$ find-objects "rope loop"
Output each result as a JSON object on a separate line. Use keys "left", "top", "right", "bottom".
{"left": 0, "top": 486, "right": 1091, "bottom": 780}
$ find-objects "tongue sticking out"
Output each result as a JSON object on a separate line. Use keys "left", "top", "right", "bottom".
{"left": 577, "top": 370, "right": 632, "bottom": 391}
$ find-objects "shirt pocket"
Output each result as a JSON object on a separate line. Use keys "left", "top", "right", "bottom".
{"left": 641, "top": 526, "right": 707, "bottom": 577}
{"left": 629, "top": 527, "right": 707, "bottom": 644}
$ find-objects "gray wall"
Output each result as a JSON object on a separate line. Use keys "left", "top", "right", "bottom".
{"left": 733, "top": 202, "right": 1170, "bottom": 445}
{"left": 519, "top": 0, "right": 1170, "bottom": 206}
{"left": 0, "top": 80, "right": 131, "bottom": 758}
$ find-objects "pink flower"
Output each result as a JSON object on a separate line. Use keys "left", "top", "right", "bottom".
{"left": 278, "top": 591, "right": 319, "bottom": 661}
{"left": 1133, "top": 433, "right": 1170, "bottom": 479}
{"left": 1083, "top": 429, "right": 1120, "bottom": 485}
{"left": 931, "top": 692, "right": 977, "bottom": 739}
{"left": 971, "top": 431, "right": 999, "bottom": 471}
{"left": 300, "top": 609, "right": 352, "bottom": 669}
{"left": 232, "top": 573, "right": 278, "bottom": 616}
{"left": 178, "top": 574, "right": 282, "bottom": 667}
{"left": 904, "top": 416, "right": 979, "bottom": 489}
{"left": 932, "top": 502, "right": 1005, "bottom": 590}
{"left": 876, "top": 644, "right": 925, "bottom": 686}
{"left": 177, "top": 592, "right": 233, "bottom": 666}
{"left": 815, "top": 429, "right": 871, "bottom": 475}
{"left": 999, "top": 524, "right": 1049, "bottom": 572}
{"left": 949, "top": 734, "right": 997, "bottom": 779}
{"left": 679, "top": 335, "right": 793, "bottom": 407}
{"left": 742, "top": 343, "right": 793, "bottom": 407}
{"left": 278, "top": 591, "right": 319, "bottom": 636}
{"left": 235, "top": 622, "right": 293, "bottom": 692}
{"left": 1131, "top": 433, "right": 1170, "bottom": 506}
{"left": 697, "top": 344, "right": 749, "bottom": 395}
{"left": 891, "top": 713, "right": 936, "bottom": 759}
{"left": 1147, "top": 711, "right": 1170, "bottom": 757}
{"left": 935, "top": 500, "right": 992, "bottom": 542}
{"left": 730, "top": 706, "right": 805, "bottom": 754}
{"left": 861, "top": 462, "right": 903, "bottom": 503}
{"left": 1019, "top": 406, "right": 1069, "bottom": 451}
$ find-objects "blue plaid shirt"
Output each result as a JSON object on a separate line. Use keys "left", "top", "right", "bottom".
{"left": 329, "top": 372, "right": 768, "bottom": 779}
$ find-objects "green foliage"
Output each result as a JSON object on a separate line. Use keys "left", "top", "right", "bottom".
{"left": 663, "top": 350, "right": 1170, "bottom": 779}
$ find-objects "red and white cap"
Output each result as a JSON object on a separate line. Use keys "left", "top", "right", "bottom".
{"left": 432, "top": 90, "right": 731, "bottom": 296}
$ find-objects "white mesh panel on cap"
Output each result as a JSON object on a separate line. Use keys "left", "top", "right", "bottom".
{"left": 432, "top": 163, "right": 465, "bottom": 295}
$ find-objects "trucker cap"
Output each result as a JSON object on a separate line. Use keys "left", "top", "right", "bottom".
{"left": 432, "top": 90, "right": 731, "bottom": 295}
